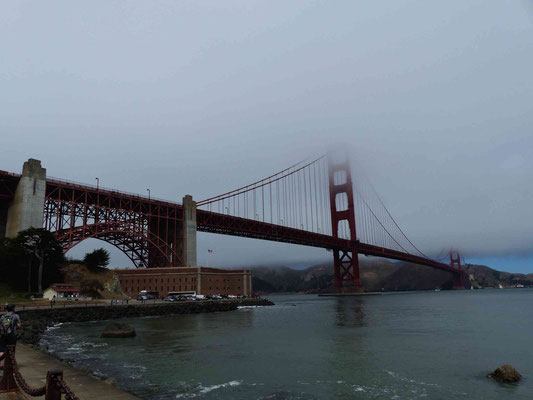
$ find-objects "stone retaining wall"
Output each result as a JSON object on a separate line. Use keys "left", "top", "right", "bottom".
{"left": 17, "top": 298, "right": 274, "bottom": 346}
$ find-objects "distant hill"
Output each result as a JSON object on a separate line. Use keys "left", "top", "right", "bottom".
{"left": 464, "top": 264, "right": 533, "bottom": 289}
{"left": 251, "top": 259, "right": 532, "bottom": 294}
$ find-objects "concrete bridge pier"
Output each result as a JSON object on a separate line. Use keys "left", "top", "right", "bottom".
{"left": 4, "top": 159, "right": 46, "bottom": 238}
{"left": 182, "top": 195, "right": 197, "bottom": 267}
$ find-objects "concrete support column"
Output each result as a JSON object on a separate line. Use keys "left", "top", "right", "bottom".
{"left": 197, "top": 268, "right": 202, "bottom": 294}
{"left": 243, "top": 270, "right": 252, "bottom": 297}
{"left": 6, "top": 159, "right": 46, "bottom": 238}
{"left": 182, "top": 195, "right": 197, "bottom": 267}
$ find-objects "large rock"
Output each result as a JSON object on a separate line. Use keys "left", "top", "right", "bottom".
{"left": 488, "top": 364, "right": 522, "bottom": 383}
{"left": 101, "top": 321, "right": 136, "bottom": 338}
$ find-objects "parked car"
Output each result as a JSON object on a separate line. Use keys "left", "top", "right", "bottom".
{"left": 164, "top": 295, "right": 176, "bottom": 302}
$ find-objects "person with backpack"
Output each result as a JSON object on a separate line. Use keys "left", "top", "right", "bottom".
{"left": 0, "top": 304, "right": 22, "bottom": 369}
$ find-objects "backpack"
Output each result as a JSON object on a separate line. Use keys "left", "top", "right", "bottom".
{"left": 0, "top": 314, "right": 15, "bottom": 336}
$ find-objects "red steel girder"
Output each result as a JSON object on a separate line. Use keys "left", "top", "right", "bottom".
{"left": 44, "top": 178, "right": 183, "bottom": 268}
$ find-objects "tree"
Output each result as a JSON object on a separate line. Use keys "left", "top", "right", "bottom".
{"left": 80, "top": 279, "right": 104, "bottom": 298}
{"left": 0, "top": 236, "right": 27, "bottom": 291}
{"left": 83, "top": 248, "right": 110, "bottom": 269}
{"left": 13, "top": 228, "right": 64, "bottom": 293}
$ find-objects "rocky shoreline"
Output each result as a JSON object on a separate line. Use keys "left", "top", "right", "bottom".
{"left": 17, "top": 298, "right": 274, "bottom": 347}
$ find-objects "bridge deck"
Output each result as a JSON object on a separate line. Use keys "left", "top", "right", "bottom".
{"left": 0, "top": 171, "right": 460, "bottom": 276}
{"left": 196, "top": 210, "right": 458, "bottom": 274}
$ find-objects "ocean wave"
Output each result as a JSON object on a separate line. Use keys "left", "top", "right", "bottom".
{"left": 175, "top": 380, "right": 242, "bottom": 398}
{"left": 386, "top": 370, "right": 438, "bottom": 387}
{"left": 122, "top": 362, "right": 147, "bottom": 371}
{"left": 46, "top": 322, "right": 64, "bottom": 331}
{"left": 199, "top": 380, "right": 241, "bottom": 394}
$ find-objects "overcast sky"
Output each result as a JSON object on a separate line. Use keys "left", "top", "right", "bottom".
{"left": 1, "top": 1, "right": 532, "bottom": 272}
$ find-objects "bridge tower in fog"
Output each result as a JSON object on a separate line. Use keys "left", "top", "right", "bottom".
{"left": 328, "top": 155, "right": 362, "bottom": 293}
{"left": 449, "top": 251, "right": 465, "bottom": 289}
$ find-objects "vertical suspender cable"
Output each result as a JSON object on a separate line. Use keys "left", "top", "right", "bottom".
{"left": 304, "top": 167, "right": 308, "bottom": 230}
{"left": 313, "top": 164, "right": 320, "bottom": 232}
{"left": 268, "top": 182, "right": 272, "bottom": 223}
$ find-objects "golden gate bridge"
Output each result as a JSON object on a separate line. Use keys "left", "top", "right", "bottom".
{"left": 0, "top": 154, "right": 466, "bottom": 293}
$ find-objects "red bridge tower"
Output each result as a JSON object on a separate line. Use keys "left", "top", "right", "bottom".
{"left": 450, "top": 250, "right": 465, "bottom": 289}
{"left": 328, "top": 156, "right": 362, "bottom": 293}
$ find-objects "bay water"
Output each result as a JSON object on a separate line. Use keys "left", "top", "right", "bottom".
{"left": 41, "top": 290, "right": 533, "bottom": 399}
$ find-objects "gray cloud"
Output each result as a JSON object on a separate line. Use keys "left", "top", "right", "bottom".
{"left": 1, "top": 1, "right": 532, "bottom": 269}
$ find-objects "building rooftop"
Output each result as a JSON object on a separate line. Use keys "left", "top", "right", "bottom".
{"left": 49, "top": 283, "right": 80, "bottom": 292}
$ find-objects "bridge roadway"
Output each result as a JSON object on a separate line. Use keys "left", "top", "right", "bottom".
{"left": 196, "top": 210, "right": 458, "bottom": 274}
{"left": 0, "top": 170, "right": 457, "bottom": 275}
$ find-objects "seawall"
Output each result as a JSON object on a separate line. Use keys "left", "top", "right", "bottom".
{"left": 16, "top": 298, "right": 274, "bottom": 347}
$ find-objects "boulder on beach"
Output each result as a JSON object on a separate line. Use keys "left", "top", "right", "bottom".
{"left": 101, "top": 321, "right": 136, "bottom": 338}
{"left": 488, "top": 364, "right": 522, "bottom": 383}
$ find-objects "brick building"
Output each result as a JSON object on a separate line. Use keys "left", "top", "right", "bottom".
{"left": 115, "top": 267, "right": 252, "bottom": 298}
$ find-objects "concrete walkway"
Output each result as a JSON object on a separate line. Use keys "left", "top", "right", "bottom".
{"left": 0, "top": 344, "right": 139, "bottom": 400}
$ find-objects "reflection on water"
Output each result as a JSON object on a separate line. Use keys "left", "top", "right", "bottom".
{"left": 335, "top": 297, "right": 366, "bottom": 328}
{"left": 42, "top": 291, "right": 533, "bottom": 400}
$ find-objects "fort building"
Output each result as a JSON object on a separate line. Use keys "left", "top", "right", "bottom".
{"left": 115, "top": 267, "right": 252, "bottom": 298}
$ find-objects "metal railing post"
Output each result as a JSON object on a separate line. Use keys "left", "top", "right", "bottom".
{"left": 45, "top": 370, "right": 63, "bottom": 400}
{"left": 0, "top": 346, "right": 18, "bottom": 393}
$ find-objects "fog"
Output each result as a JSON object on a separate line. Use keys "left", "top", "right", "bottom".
{"left": 1, "top": 1, "right": 532, "bottom": 271}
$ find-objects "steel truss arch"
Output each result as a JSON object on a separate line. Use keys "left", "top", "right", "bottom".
{"left": 56, "top": 222, "right": 179, "bottom": 268}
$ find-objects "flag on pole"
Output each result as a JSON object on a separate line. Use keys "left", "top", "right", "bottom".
{"left": 208, "top": 249, "right": 213, "bottom": 253}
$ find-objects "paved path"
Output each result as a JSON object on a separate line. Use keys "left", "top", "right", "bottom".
{"left": 0, "top": 344, "right": 139, "bottom": 400}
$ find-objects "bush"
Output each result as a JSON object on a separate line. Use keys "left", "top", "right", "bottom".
{"left": 80, "top": 279, "right": 105, "bottom": 298}
{"left": 66, "top": 258, "right": 85, "bottom": 265}
{"left": 83, "top": 248, "right": 110, "bottom": 269}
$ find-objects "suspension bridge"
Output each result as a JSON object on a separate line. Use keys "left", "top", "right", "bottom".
{"left": 0, "top": 155, "right": 466, "bottom": 293}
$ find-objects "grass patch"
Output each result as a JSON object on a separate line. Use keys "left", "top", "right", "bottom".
{"left": 0, "top": 283, "right": 46, "bottom": 305}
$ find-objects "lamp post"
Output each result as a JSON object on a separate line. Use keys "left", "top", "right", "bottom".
{"left": 95, "top": 177, "right": 99, "bottom": 190}
{"left": 280, "top": 218, "right": 284, "bottom": 226}
{"left": 147, "top": 189, "right": 150, "bottom": 200}
{"left": 225, "top": 207, "right": 229, "bottom": 215}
